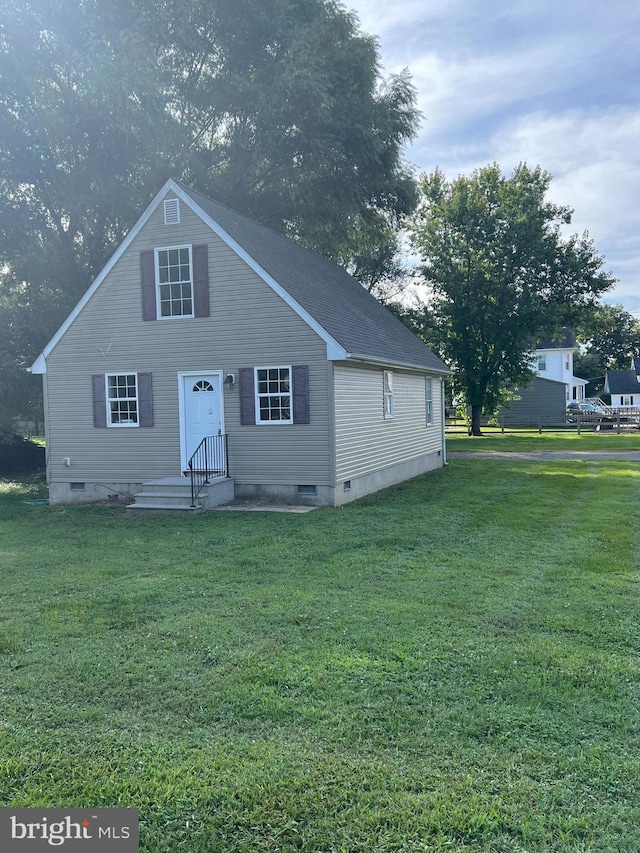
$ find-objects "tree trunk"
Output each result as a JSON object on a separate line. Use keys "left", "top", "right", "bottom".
{"left": 469, "top": 404, "right": 483, "bottom": 436}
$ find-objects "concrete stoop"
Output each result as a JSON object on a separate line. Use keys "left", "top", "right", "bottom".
{"left": 127, "top": 476, "right": 235, "bottom": 515}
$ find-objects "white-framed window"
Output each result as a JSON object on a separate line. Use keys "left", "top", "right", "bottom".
{"left": 383, "top": 370, "right": 394, "bottom": 419}
{"left": 425, "top": 377, "right": 434, "bottom": 426}
{"left": 623, "top": 395, "right": 634, "bottom": 406}
{"left": 537, "top": 355, "right": 546, "bottom": 371}
{"left": 106, "top": 373, "right": 139, "bottom": 426}
{"left": 255, "top": 366, "right": 292, "bottom": 423}
{"left": 565, "top": 355, "right": 570, "bottom": 371}
{"left": 155, "top": 245, "right": 193, "bottom": 318}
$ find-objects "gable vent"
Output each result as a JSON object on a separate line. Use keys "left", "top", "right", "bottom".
{"left": 163, "top": 198, "right": 180, "bottom": 225}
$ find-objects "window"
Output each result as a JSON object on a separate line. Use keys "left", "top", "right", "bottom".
{"left": 239, "top": 365, "right": 309, "bottom": 425}
{"left": 141, "top": 245, "right": 208, "bottom": 321}
{"left": 537, "top": 355, "right": 547, "bottom": 371}
{"left": 106, "top": 374, "right": 138, "bottom": 426}
{"left": 425, "top": 378, "right": 434, "bottom": 425}
{"left": 256, "top": 367, "right": 292, "bottom": 423}
{"left": 383, "top": 370, "right": 394, "bottom": 419}
{"left": 156, "top": 246, "right": 193, "bottom": 317}
{"left": 565, "top": 355, "right": 570, "bottom": 371}
{"left": 623, "top": 395, "right": 634, "bottom": 406}
{"left": 93, "top": 373, "right": 153, "bottom": 428}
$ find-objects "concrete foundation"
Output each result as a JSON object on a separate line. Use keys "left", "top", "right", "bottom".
{"left": 47, "top": 450, "right": 444, "bottom": 508}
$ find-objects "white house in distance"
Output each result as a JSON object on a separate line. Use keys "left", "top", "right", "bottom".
{"left": 604, "top": 357, "right": 640, "bottom": 410}
{"left": 533, "top": 329, "right": 587, "bottom": 405}
{"left": 498, "top": 329, "right": 586, "bottom": 425}
{"left": 29, "top": 179, "right": 450, "bottom": 511}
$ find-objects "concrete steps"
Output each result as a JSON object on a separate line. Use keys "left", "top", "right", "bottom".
{"left": 127, "top": 476, "right": 235, "bottom": 515}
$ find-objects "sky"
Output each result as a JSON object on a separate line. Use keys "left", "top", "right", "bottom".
{"left": 346, "top": 0, "right": 640, "bottom": 317}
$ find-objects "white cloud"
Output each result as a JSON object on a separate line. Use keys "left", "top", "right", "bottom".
{"left": 346, "top": 0, "right": 640, "bottom": 315}
{"left": 347, "top": 0, "right": 468, "bottom": 39}
{"left": 492, "top": 109, "right": 640, "bottom": 234}
{"left": 491, "top": 109, "right": 640, "bottom": 311}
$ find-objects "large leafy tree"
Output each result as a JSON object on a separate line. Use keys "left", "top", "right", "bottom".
{"left": 574, "top": 304, "right": 640, "bottom": 395}
{"left": 0, "top": 0, "right": 419, "bottom": 425}
{"left": 583, "top": 303, "right": 640, "bottom": 369}
{"left": 409, "top": 164, "right": 616, "bottom": 435}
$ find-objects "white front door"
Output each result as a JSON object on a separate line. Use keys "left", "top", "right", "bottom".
{"left": 180, "top": 372, "right": 223, "bottom": 470}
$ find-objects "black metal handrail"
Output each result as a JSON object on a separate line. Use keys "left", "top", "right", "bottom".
{"left": 188, "top": 434, "right": 229, "bottom": 507}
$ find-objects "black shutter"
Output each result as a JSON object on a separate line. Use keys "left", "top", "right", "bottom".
{"left": 140, "top": 250, "right": 156, "bottom": 321}
{"left": 239, "top": 368, "right": 255, "bottom": 425}
{"left": 92, "top": 375, "right": 107, "bottom": 428}
{"left": 138, "top": 373, "right": 154, "bottom": 427}
{"left": 292, "top": 365, "right": 310, "bottom": 424}
{"left": 192, "top": 244, "right": 210, "bottom": 317}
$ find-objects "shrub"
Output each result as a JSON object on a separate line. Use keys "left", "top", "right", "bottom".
{"left": 0, "top": 431, "right": 45, "bottom": 474}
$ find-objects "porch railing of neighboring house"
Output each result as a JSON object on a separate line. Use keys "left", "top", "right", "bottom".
{"left": 188, "top": 434, "right": 229, "bottom": 508}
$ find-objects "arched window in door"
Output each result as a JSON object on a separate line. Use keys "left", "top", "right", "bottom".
{"left": 193, "top": 380, "right": 214, "bottom": 392}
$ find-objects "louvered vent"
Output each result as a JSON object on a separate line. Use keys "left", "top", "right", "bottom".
{"left": 163, "top": 198, "right": 180, "bottom": 224}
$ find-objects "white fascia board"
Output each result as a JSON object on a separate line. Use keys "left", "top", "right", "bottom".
{"left": 172, "top": 183, "right": 348, "bottom": 362}
{"left": 28, "top": 180, "right": 178, "bottom": 374}
{"left": 27, "top": 354, "right": 46, "bottom": 374}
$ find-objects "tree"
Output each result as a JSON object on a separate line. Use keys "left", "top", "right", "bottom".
{"left": 574, "top": 304, "right": 640, "bottom": 396}
{"left": 0, "top": 0, "right": 419, "bottom": 425}
{"left": 409, "top": 163, "right": 616, "bottom": 435}
{"left": 584, "top": 303, "right": 640, "bottom": 369}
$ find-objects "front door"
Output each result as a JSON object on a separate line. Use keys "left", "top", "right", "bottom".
{"left": 180, "top": 373, "right": 223, "bottom": 470}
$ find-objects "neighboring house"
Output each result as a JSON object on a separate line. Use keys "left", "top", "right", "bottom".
{"left": 498, "top": 329, "right": 585, "bottom": 425}
{"left": 532, "top": 329, "right": 587, "bottom": 404}
{"left": 604, "top": 358, "right": 640, "bottom": 409}
{"left": 29, "top": 179, "right": 450, "bottom": 508}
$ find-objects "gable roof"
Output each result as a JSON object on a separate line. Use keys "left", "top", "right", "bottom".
{"left": 604, "top": 369, "right": 640, "bottom": 395}
{"left": 31, "top": 179, "right": 449, "bottom": 375}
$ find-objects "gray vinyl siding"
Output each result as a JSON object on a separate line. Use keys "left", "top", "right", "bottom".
{"left": 44, "top": 196, "right": 331, "bottom": 486}
{"left": 334, "top": 364, "right": 443, "bottom": 482}
{"left": 497, "top": 377, "right": 567, "bottom": 425}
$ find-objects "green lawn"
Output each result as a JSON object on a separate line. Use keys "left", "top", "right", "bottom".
{"left": 1, "top": 459, "right": 639, "bottom": 852}
{"left": 447, "top": 427, "right": 640, "bottom": 454}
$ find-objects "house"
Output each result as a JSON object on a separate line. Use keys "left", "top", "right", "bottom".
{"left": 497, "top": 329, "right": 586, "bottom": 425}
{"left": 29, "top": 179, "right": 450, "bottom": 509}
{"left": 604, "top": 357, "right": 640, "bottom": 410}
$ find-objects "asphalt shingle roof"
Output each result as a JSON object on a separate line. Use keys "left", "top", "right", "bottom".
{"left": 178, "top": 182, "right": 449, "bottom": 374}
{"left": 605, "top": 369, "right": 640, "bottom": 394}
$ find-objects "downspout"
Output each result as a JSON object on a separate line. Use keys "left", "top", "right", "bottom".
{"left": 441, "top": 377, "right": 447, "bottom": 465}
{"left": 27, "top": 358, "right": 50, "bottom": 483}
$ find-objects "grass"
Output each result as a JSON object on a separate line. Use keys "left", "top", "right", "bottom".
{"left": 1, "top": 458, "right": 639, "bottom": 852}
{"left": 447, "top": 427, "right": 640, "bottom": 453}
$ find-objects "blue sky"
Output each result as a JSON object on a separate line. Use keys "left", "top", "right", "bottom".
{"left": 347, "top": 0, "right": 640, "bottom": 317}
